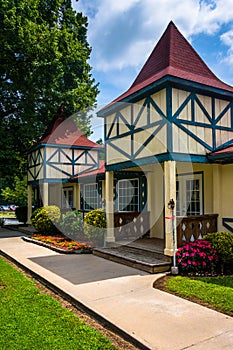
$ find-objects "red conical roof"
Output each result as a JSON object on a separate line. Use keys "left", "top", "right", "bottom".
{"left": 108, "top": 21, "right": 233, "bottom": 106}
{"left": 34, "top": 106, "right": 100, "bottom": 149}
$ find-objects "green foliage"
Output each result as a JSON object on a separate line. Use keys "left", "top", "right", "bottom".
{"left": 0, "top": 0, "right": 99, "bottom": 180}
{"left": 204, "top": 232, "right": 233, "bottom": 271}
{"left": 31, "top": 205, "right": 61, "bottom": 234}
{"left": 1, "top": 176, "right": 28, "bottom": 206}
{"left": 15, "top": 206, "right": 27, "bottom": 224}
{"left": 0, "top": 257, "right": 117, "bottom": 349}
{"left": 84, "top": 208, "right": 106, "bottom": 245}
{"left": 165, "top": 275, "right": 233, "bottom": 316}
{"left": 59, "top": 210, "right": 84, "bottom": 238}
{"left": 176, "top": 240, "right": 219, "bottom": 275}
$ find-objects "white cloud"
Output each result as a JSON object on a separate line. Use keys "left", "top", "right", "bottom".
{"left": 221, "top": 29, "right": 233, "bottom": 65}
{"left": 73, "top": 0, "right": 233, "bottom": 74}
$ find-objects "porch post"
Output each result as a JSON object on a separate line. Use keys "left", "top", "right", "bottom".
{"left": 42, "top": 182, "right": 49, "bottom": 206}
{"left": 76, "top": 183, "right": 81, "bottom": 210}
{"left": 27, "top": 185, "right": 32, "bottom": 224}
{"left": 164, "top": 160, "right": 177, "bottom": 256}
{"left": 105, "top": 171, "right": 115, "bottom": 243}
{"left": 213, "top": 164, "right": 221, "bottom": 230}
{"left": 73, "top": 184, "right": 80, "bottom": 210}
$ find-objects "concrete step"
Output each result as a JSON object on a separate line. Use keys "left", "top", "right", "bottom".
{"left": 93, "top": 245, "right": 172, "bottom": 274}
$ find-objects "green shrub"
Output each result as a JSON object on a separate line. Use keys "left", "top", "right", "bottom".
{"left": 15, "top": 206, "right": 27, "bottom": 224}
{"left": 59, "top": 210, "right": 84, "bottom": 239}
{"left": 31, "top": 205, "right": 61, "bottom": 235}
{"left": 204, "top": 232, "right": 233, "bottom": 272}
{"left": 84, "top": 208, "right": 106, "bottom": 246}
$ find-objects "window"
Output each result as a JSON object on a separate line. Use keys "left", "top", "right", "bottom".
{"left": 117, "top": 179, "right": 139, "bottom": 212}
{"left": 62, "top": 188, "right": 73, "bottom": 209}
{"left": 84, "top": 183, "right": 99, "bottom": 211}
{"left": 176, "top": 173, "right": 203, "bottom": 216}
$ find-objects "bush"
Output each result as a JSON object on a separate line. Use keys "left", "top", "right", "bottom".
{"left": 59, "top": 210, "right": 84, "bottom": 239}
{"left": 31, "top": 205, "right": 61, "bottom": 235}
{"left": 15, "top": 206, "right": 27, "bottom": 224}
{"left": 204, "top": 232, "right": 233, "bottom": 273}
{"left": 176, "top": 240, "right": 219, "bottom": 275}
{"left": 84, "top": 208, "right": 106, "bottom": 246}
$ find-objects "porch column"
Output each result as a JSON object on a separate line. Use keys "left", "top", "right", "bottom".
{"left": 164, "top": 160, "right": 177, "bottom": 256}
{"left": 213, "top": 164, "right": 221, "bottom": 230}
{"left": 105, "top": 171, "right": 115, "bottom": 243}
{"left": 75, "top": 183, "right": 81, "bottom": 210}
{"left": 42, "top": 182, "right": 49, "bottom": 206}
{"left": 27, "top": 185, "right": 32, "bottom": 223}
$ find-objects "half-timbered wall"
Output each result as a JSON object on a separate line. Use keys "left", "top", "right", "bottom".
{"left": 28, "top": 145, "right": 99, "bottom": 183}
{"left": 105, "top": 89, "right": 167, "bottom": 165}
{"left": 28, "top": 148, "right": 44, "bottom": 181}
{"left": 105, "top": 87, "right": 233, "bottom": 167}
{"left": 172, "top": 88, "right": 233, "bottom": 154}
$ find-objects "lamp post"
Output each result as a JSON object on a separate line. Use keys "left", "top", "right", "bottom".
{"left": 168, "top": 199, "right": 179, "bottom": 275}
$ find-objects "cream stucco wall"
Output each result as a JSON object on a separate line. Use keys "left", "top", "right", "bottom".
{"left": 218, "top": 164, "right": 233, "bottom": 232}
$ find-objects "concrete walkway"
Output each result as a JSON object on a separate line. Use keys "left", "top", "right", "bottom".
{"left": 0, "top": 227, "right": 233, "bottom": 350}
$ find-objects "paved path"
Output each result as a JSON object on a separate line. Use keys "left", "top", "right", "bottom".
{"left": 0, "top": 227, "right": 233, "bottom": 350}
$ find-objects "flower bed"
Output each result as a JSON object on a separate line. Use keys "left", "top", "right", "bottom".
{"left": 26, "top": 233, "right": 93, "bottom": 254}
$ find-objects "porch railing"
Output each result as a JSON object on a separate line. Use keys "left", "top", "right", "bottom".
{"left": 114, "top": 211, "right": 150, "bottom": 241}
{"left": 176, "top": 214, "right": 218, "bottom": 248}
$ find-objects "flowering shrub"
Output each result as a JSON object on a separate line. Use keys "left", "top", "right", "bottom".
{"left": 31, "top": 205, "right": 61, "bottom": 235}
{"left": 176, "top": 240, "right": 219, "bottom": 275}
{"left": 84, "top": 208, "right": 106, "bottom": 246}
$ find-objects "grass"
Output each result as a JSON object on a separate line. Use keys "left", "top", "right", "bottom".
{"left": 0, "top": 211, "right": 16, "bottom": 218}
{"left": 165, "top": 275, "right": 233, "bottom": 316}
{"left": 0, "top": 257, "right": 117, "bottom": 350}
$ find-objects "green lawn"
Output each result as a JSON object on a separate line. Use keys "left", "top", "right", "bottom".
{"left": 0, "top": 257, "right": 118, "bottom": 350}
{"left": 0, "top": 211, "right": 16, "bottom": 218}
{"left": 165, "top": 275, "right": 233, "bottom": 316}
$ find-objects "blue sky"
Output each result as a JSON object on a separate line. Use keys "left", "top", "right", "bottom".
{"left": 72, "top": 0, "right": 233, "bottom": 141}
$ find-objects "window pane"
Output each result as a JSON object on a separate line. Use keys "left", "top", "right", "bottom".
{"left": 84, "top": 183, "right": 99, "bottom": 211}
{"left": 62, "top": 188, "right": 73, "bottom": 209}
{"left": 118, "top": 179, "right": 139, "bottom": 212}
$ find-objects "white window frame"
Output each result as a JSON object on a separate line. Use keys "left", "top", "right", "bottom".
{"left": 62, "top": 187, "right": 73, "bottom": 209}
{"left": 83, "top": 183, "right": 99, "bottom": 211}
{"left": 176, "top": 173, "right": 203, "bottom": 216}
{"left": 117, "top": 178, "right": 139, "bottom": 212}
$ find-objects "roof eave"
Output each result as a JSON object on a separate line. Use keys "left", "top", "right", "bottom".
{"left": 98, "top": 75, "right": 233, "bottom": 117}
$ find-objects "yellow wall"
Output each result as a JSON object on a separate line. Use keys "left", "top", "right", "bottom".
{"left": 219, "top": 164, "right": 233, "bottom": 232}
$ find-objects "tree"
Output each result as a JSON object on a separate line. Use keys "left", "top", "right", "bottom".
{"left": 1, "top": 176, "right": 28, "bottom": 206}
{"left": 0, "top": 0, "right": 99, "bottom": 182}
{"left": 96, "top": 138, "right": 104, "bottom": 160}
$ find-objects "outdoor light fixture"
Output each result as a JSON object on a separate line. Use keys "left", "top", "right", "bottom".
{"left": 168, "top": 199, "right": 179, "bottom": 275}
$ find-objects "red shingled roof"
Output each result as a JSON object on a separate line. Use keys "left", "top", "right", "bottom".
{"left": 210, "top": 145, "right": 233, "bottom": 155}
{"left": 37, "top": 113, "right": 100, "bottom": 149}
{"left": 105, "top": 21, "right": 233, "bottom": 108}
{"left": 73, "top": 160, "right": 105, "bottom": 179}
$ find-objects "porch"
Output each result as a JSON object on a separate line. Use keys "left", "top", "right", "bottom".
{"left": 94, "top": 238, "right": 171, "bottom": 274}
{"left": 112, "top": 212, "right": 218, "bottom": 248}
{"left": 95, "top": 212, "right": 218, "bottom": 273}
